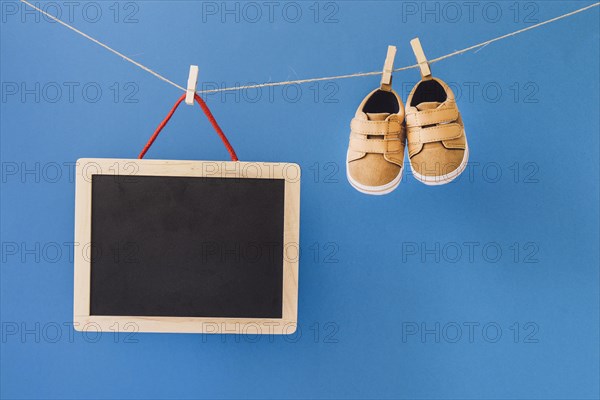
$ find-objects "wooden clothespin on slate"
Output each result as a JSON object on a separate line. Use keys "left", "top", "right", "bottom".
{"left": 380, "top": 45, "right": 397, "bottom": 92}
{"left": 185, "top": 65, "right": 199, "bottom": 105}
{"left": 410, "top": 38, "right": 432, "bottom": 79}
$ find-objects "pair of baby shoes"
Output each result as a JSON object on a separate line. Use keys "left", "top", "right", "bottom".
{"left": 346, "top": 40, "right": 469, "bottom": 195}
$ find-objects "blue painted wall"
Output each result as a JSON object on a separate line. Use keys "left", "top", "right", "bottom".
{"left": 1, "top": 1, "right": 599, "bottom": 398}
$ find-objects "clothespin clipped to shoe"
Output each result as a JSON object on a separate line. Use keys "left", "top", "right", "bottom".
{"left": 410, "top": 38, "right": 432, "bottom": 79}
{"left": 185, "top": 65, "right": 199, "bottom": 105}
{"left": 380, "top": 45, "right": 396, "bottom": 92}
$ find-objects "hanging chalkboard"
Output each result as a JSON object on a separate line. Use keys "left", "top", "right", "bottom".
{"left": 74, "top": 159, "right": 300, "bottom": 334}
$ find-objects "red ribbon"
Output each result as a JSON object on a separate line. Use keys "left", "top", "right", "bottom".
{"left": 138, "top": 93, "right": 238, "bottom": 161}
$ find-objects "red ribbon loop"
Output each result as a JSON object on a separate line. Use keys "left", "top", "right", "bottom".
{"left": 138, "top": 93, "right": 238, "bottom": 161}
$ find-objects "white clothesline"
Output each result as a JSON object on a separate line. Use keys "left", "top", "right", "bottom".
{"left": 19, "top": 0, "right": 600, "bottom": 95}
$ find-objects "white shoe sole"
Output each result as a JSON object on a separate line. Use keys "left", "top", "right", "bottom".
{"left": 410, "top": 141, "right": 469, "bottom": 186}
{"left": 346, "top": 151, "right": 403, "bottom": 195}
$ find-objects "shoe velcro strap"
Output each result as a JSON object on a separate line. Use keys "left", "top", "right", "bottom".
{"left": 406, "top": 104, "right": 459, "bottom": 127}
{"left": 385, "top": 139, "right": 404, "bottom": 153}
{"left": 407, "top": 123, "right": 462, "bottom": 145}
{"left": 351, "top": 118, "right": 402, "bottom": 136}
{"left": 350, "top": 136, "right": 403, "bottom": 154}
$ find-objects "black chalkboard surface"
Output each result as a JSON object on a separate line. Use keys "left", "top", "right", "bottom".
{"left": 89, "top": 174, "right": 285, "bottom": 319}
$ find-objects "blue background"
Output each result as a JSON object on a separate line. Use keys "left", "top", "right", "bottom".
{"left": 1, "top": 1, "right": 599, "bottom": 398}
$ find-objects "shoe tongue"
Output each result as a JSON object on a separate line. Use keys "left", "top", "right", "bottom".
{"left": 416, "top": 102, "right": 442, "bottom": 111}
{"left": 365, "top": 112, "right": 390, "bottom": 121}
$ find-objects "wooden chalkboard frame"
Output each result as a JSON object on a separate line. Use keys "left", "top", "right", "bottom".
{"left": 73, "top": 158, "right": 300, "bottom": 334}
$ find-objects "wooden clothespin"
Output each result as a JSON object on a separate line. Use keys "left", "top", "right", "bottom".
{"left": 185, "top": 65, "right": 199, "bottom": 105}
{"left": 410, "top": 38, "right": 432, "bottom": 79}
{"left": 380, "top": 45, "right": 397, "bottom": 92}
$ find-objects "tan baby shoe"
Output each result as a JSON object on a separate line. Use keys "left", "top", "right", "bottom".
{"left": 405, "top": 38, "right": 469, "bottom": 185}
{"left": 346, "top": 46, "right": 406, "bottom": 195}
